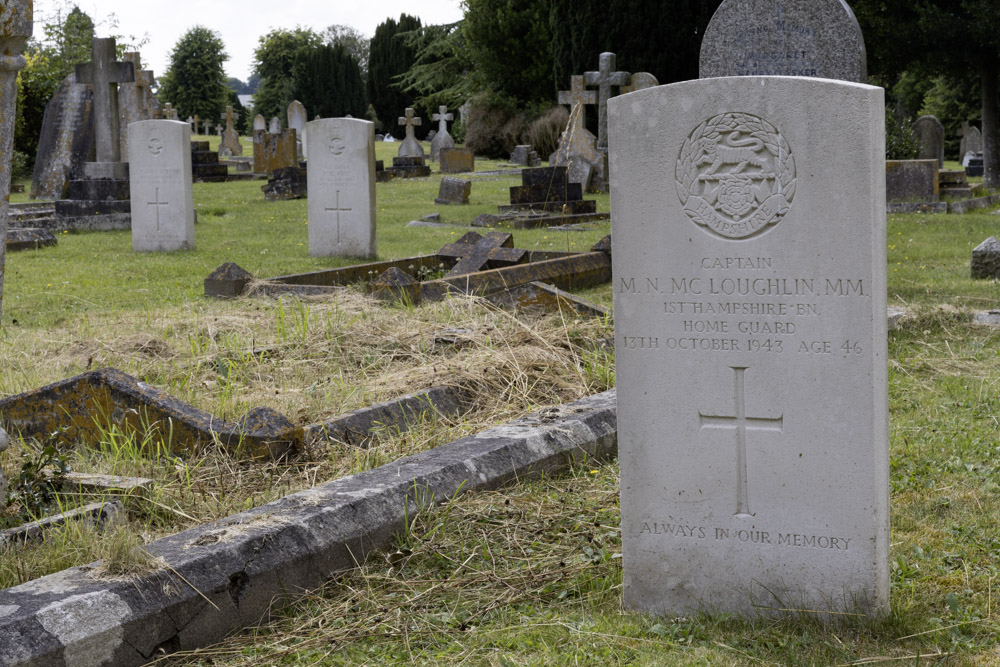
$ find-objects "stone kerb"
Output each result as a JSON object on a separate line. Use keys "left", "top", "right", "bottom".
{"left": 700, "top": 0, "right": 867, "bottom": 83}
{"left": 128, "top": 120, "right": 194, "bottom": 251}
{"left": 306, "top": 118, "right": 376, "bottom": 258}
{"left": 609, "top": 76, "right": 888, "bottom": 618}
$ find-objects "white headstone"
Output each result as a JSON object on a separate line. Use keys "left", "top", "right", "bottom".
{"left": 269, "top": 116, "right": 281, "bottom": 134}
{"left": 609, "top": 76, "right": 888, "bottom": 618}
{"left": 253, "top": 114, "right": 266, "bottom": 131}
{"left": 306, "top": 118, "right": 376, "bottom": 258}
{"left": 128, "top": 120, "right": 194, "bottom": 251}
{"left": 288, "top": 99, "right": 308, "bottom": 158}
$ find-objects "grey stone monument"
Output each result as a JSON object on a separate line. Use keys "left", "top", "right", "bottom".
{"left": 584, "top": 52, "right": 630, "bottom": 152}
{"left": 306, "top": 118, "right": 376, "bottom": 258}
{"left": 913, "top": 115, "right": 945, "bottom": 168}
{"left": 163, "top": 103, "right": 179, "bottom": 120}
{"left": 269, "top": 116, "right": 281, "bottom": 134}
{"left": 129, "top": 120, "right": 194, "bottom": 251}
{"left": 287, "top": 100, "right": 308, "bottom": 159}
{"left": 75, "top": 37, "right": 135, "bottom": 180}
{"left": 397, "top": 108, "right": 424, "bottom": 159}
{"left": 430, "top": 105, "right": 455, "bottom": 161}
{"left": 609, "top": 76, "right": 888, "bottom": 617}
{"left": 254, "top": 114, "right": 266, "bottom": 131}
{"left": 30, "top": 71, "right": 94, "bottom": 199}
{"left": 700, "top": 0, "right": 867, "bottom": 83}
{"left": 558, "top": 75, "right": 597, "bottom": 133}
{"left": 220, "top": 105, "right": 242, "bottom": 157}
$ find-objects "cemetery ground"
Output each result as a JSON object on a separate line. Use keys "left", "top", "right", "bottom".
{"left": 4, "top": 145, "right": 1000, "bottom": 663}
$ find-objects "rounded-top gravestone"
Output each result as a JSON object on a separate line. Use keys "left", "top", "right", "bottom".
{"left": 700, "top": 0, "right": 867, "bottom": 83}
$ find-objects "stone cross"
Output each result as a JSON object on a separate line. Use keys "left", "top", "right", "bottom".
{"left": 397, "top": 107, "right": 424, "bottom": 158}
{"left": 698, "top": 367, "right": 783, "bottom": 517}
{"left": 75, "top": 37, "right": 135, "bottom": 164}
{"left": 222, "top": 106, "right": 236, "bottom": 133}
{"left": 164, "top": 103, "right": 178, "bottom": 120}
{"left": 437, "top": 232, "right": 527, "bottom": 277}
{"left": 215, "top": 124, "right": 223, "bottom": 136}
{"left": 187, "top": 116, "right": 195, "bottom": 131}
{"left": 0, "top": 0, "right": 33, "bottom": 328}
{"left": 558, "top": 75, "right": 597, "bottom": 133}
{"left": 202, "top": 120, "right": 212, "bottom": 136}
{"left": 584, "top": 52, "right": 629, "bottom": 151}
{"left": 432, "top": 105, "right": 453, "bottom": 134}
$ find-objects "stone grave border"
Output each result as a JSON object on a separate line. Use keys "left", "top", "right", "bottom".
{"left": 0, "top": 367, "right": 469, "bottom": 460}
{"left": 0, "top": 389, "right": 618, "bottom": 665}
{"left": 204, "top": 232, "right": 612, "bottom": 318}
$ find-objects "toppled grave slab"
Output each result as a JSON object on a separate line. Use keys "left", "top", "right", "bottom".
{"left": 0, "top": 390, "right": 617, "bottom": 666}
{"left": 207, "top": 232, "right": 612, "bottom": 316}
{"left": 0, "top": 368, "right": 467, "bottom": 459}
{"left": 0, "top": 500, "right": 124, "bottom": 547}
{"left": 6, "top": 228, "right": 57, "bottom": 251}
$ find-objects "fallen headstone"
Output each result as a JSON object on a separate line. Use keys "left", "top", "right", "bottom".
{"left": 435, "top": 177, "right": 471, "bottom": 205}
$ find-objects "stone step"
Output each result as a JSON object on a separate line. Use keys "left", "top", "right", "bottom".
{"left": 66, "top": 178, "right": 130, "bottom": 201}
{"left": 938, "top": 169, "right": 968, "bottom": 185}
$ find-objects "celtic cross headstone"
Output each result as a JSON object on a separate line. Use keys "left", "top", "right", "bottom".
{"left": 609, "top": 76, "right": 889, "bottom": 618}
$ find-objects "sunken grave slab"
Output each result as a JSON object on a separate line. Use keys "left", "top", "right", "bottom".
{"left": 0, "top": 390, "right": 617, "bottom": 666}
{"left": 6, "top": 228, "right": 57, "bottom": 252}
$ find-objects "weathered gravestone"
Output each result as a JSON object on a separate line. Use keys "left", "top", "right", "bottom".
{"left": 558, "top": 75, "right": 597, "bottom": 131}
{"left": 253, "top": 114, "right": 266, "bottom": 131}
{"left": 269, "top": 116, "right": 281, "bottom": 134}
{"left": 913, "top": 115, "right": 945, "bottom": 168}
{"left": 75, "top": 37, "right": 134, "bottom": 180}
{"left": 585, "top": 52, "right": 630, "bottom": 153}
{"left": 430, "top": 105, "right": 455, "bottom": 161}
{"left": 30, "top": 71, "right": 94, "bottom": 200}
{"left": 435, "top": 177, "right": 471, "bottom": 205}
{"left": 162, "top": 103, "right": 178, "bottom": 120}
{"left": 288, "top": 100, "right": 308, "bottom": 159}
{"left": 609, "top": 76, "right": 889, "bottom": 617}
{"left": 397, "top": 108, "right": 424, "bottom": 159}
{"left": 128, "top": 120, "right": 194, "bottom": 251}
{"left": 885, "top": 159, "right": 938, "bottom": 202}
{"left": 202, "top": 120, "right": 212, "bottom": 136}
{"left": 253, "top": 129, "right": 298, "bottom": 175}
{"left": 960, "top": 122, "right": 983, "bottom": 159}
{"left": 219, "top": 105, "right": 242, "bottom": 157}
{"left": 306, "top": 118, "right": 376, "bottom": 258}
{"left": 439, "top": 147, "right": 474, "bottom": 173}
{"left": 621, "top": 71, "right": 660, "bottom": 95}
{"left": 971, "top": 237, "right": 1000, "bottom": 280}
{"left": 700, "top": 0, "right": 867, "bottom": 83}
{"left": 118, "top": 52, "right": 160, "bottom": 158}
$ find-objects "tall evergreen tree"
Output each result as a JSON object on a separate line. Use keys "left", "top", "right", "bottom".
{"left": 293, "top": 44, "right": 366, "bottom": 119}
{"left": 157, "top": 26, "right": 230, "bottom": 122}
{"left": 367, "top": 14, "right": 422, "bottom": 133}
{"left": 252, "top": 28, "right": 322, "bottom": 122}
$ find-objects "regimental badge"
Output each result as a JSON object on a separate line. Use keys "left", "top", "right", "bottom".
{"left": 676, "top": 112, "right": 796, "bottom": 241}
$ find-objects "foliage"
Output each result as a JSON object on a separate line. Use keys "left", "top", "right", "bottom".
{"left": 549, "top": 0, "right": 718, "bottom": 91}
{"left": 367, "top": 14, "right": 423, "bottom": 135}
{"left": 462, "top": 0, "right": 554, "bottom": 104}
{"left": 292, "top": 44, "right": 366, "bottom": 119}
{"left": 322, "top": 24, "right": 371, "bottom": 82}
{"left": 919, "top": 74, "right": 981, "bottom": 159}
{"left": 396, "top": 22, "right": 477, "bottom": 115}
{"left": 252, "top": 28, "right": 322, "bottom": 122}
{"left": 14, "top": 6, "right": 95, "bottom": 166}
{"left": 226, "top": 77, "right": 252, "bottom": 95}
{"left": 226, "top": 89, "right": 249, "bottom": 135}
{"left": 464, "top": 92, "right": 531, "bottom": 158}
{"left": 527, "top": 105, "right": 569, "bottom": 158}
{"left": 157, "top": 26, "right": 230, "bottom": 123}
{"left": 885, "top": 111, "right": 919, "bottom": 160}
{"left": 4, "top": 444, "right": 70, "bottom": 527}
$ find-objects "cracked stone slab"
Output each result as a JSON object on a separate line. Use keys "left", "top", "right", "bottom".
{"left": 0, "top": 390, "right": 617, "bottom": 666}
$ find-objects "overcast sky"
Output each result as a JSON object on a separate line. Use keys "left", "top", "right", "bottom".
{"left": 31, "top": 0, "right": 465, "bottom": 82}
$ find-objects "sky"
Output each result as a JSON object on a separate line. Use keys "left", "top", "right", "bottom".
{"left": 31, "top": 0, "right": 465, "bottom": 82}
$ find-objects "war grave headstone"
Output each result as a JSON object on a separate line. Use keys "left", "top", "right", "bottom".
{"left": 306, "top": 118, "right": 376, "bottom": 258}
{"left": 220, "top": 105, "right": 242, "bottom": 157}
{"left": 430, "top": 105, "right": 455, "bottom": 161}
{"left": 53, "top": 37, "right": 135, "bottom": 228}
{"left": 129, "top": 120, "right": 194, "bottom": 251}
{"left": 288, "top": 100, "right": 308, "bottom": 159}
{"left": 30, "top": 70, "right": 93, "bottom": 200}
{"left": 439, "top": 147, "right": 475, "bottom": 173}
{"left": 435, "top": 177, "right": 471, "bottom": 205}
{"left": 254, "top": 114, "right": 266, "bottom": 131}
{"left": 913, "top": 115, "right": 945, "bottom": 168}
{"left": 609, "top": 76, "right": 888, "bottom": 617}
{"left": 700, "top": 0, "right": 867, "bottom": 83}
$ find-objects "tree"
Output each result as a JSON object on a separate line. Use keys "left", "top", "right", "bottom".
{"left": 252, "top": 27, "right": 322, "bottom": 122}
{"left": 853, "top": 0, "right": 1000, "bottom": 187}
{"left": 397, "top": 22, "right": 477, "bottom": 112}
{"left": 367, "top": 14, "right": 422, "bottom": 133}
{"left": 462, "top": 0, "right": 553, "bottom": 104}
{"left": 549, "top": 0, "right": 717, "bottom": 91}
{"left": 157, "top": 26, "right": 230, "bottom": 123}
{"left": 293, "top": 44, "right": 366, "bottom": 119}
{"left": 322, "top": 24, "right": 370, "bottom": 82}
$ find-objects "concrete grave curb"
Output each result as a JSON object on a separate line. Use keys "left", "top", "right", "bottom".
{"left": 0, "top": 390, "right": 618, "bottom": 666}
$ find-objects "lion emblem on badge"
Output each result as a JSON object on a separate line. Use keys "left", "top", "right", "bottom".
{"left": 676, "top": 112, "right": 796, "bottom": 240}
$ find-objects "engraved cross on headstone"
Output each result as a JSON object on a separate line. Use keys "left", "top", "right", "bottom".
{"left": 75, "top": 37, "right": 135, "bottom": 163}
{"left": 584, "top": 52, "right": 629, "bottom": 152}
{"left": 698, "top": 366, "right": 783, "bottom": 518}
{"left": 325, "top": 190, "right": 352, "bottom": 244}
{"left": 147, "top": 187, "right": 169, "bottom": 232}
{"left": 437, "top": 231, "right": 528, "bottom": 277}
{"left": 432, "top": 105, "right": 453, "bottom": 135}
{"left": 558, "top": 75, "right": 597, "bottom": 133}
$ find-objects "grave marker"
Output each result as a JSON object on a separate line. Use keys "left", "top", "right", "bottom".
{"left": 128, "top": 120, "right": 194, "bottom": 251}
{"left": 288, "top": 99, "right": 308, "bottom": 158}
{"left": 220, "top": 105, "right": 242, "bottom": 156}
{"left": 430, "top": 105, "right": 455, "bottom": 161}
{"left": 700, "top": 0, "right": 867, "bottom": 83}
{"left": 269, "top": 116, "right": 281, "bottom": 134}
{"left": 254, "top": 113, "right": 266, "bottom": 131}
{"left": 306, "top": 118, "right": 376, "bottom": 258}
{"left": 584, "top": 52, "right": 630, "bottom": 152}
{"left": 397, "top": 107, "right": 424, "bottom": 158}
{"left": 609, "top": 76, "right": 888, "bottom": 617}
{"left": 558, "top": 75, "right": 597, "bottom": 133}
{"left": 913, "top": 115, "right": 945, "bottom": 167}
{"left": 163, "top": 103, "right": 178, "bottom": 120}
{"left": 75, "top": 37, "right": 135, "bottom": 178}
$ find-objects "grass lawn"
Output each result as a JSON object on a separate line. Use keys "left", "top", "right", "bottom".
{"left": 6, "top": 148, "right": 1000, "bottom": 664}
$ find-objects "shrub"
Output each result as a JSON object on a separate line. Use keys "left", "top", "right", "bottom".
{"left": 886, "top": 112, "right": 919, "bottom": 160}
{"left": 464, "top": 93, "right": 530, "bottom": 159}
{"left": 11, "top": 150, "right": 30, "bottom": 181}
{"left": 527, "top": 106, "right": 569, "bottom": 158}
